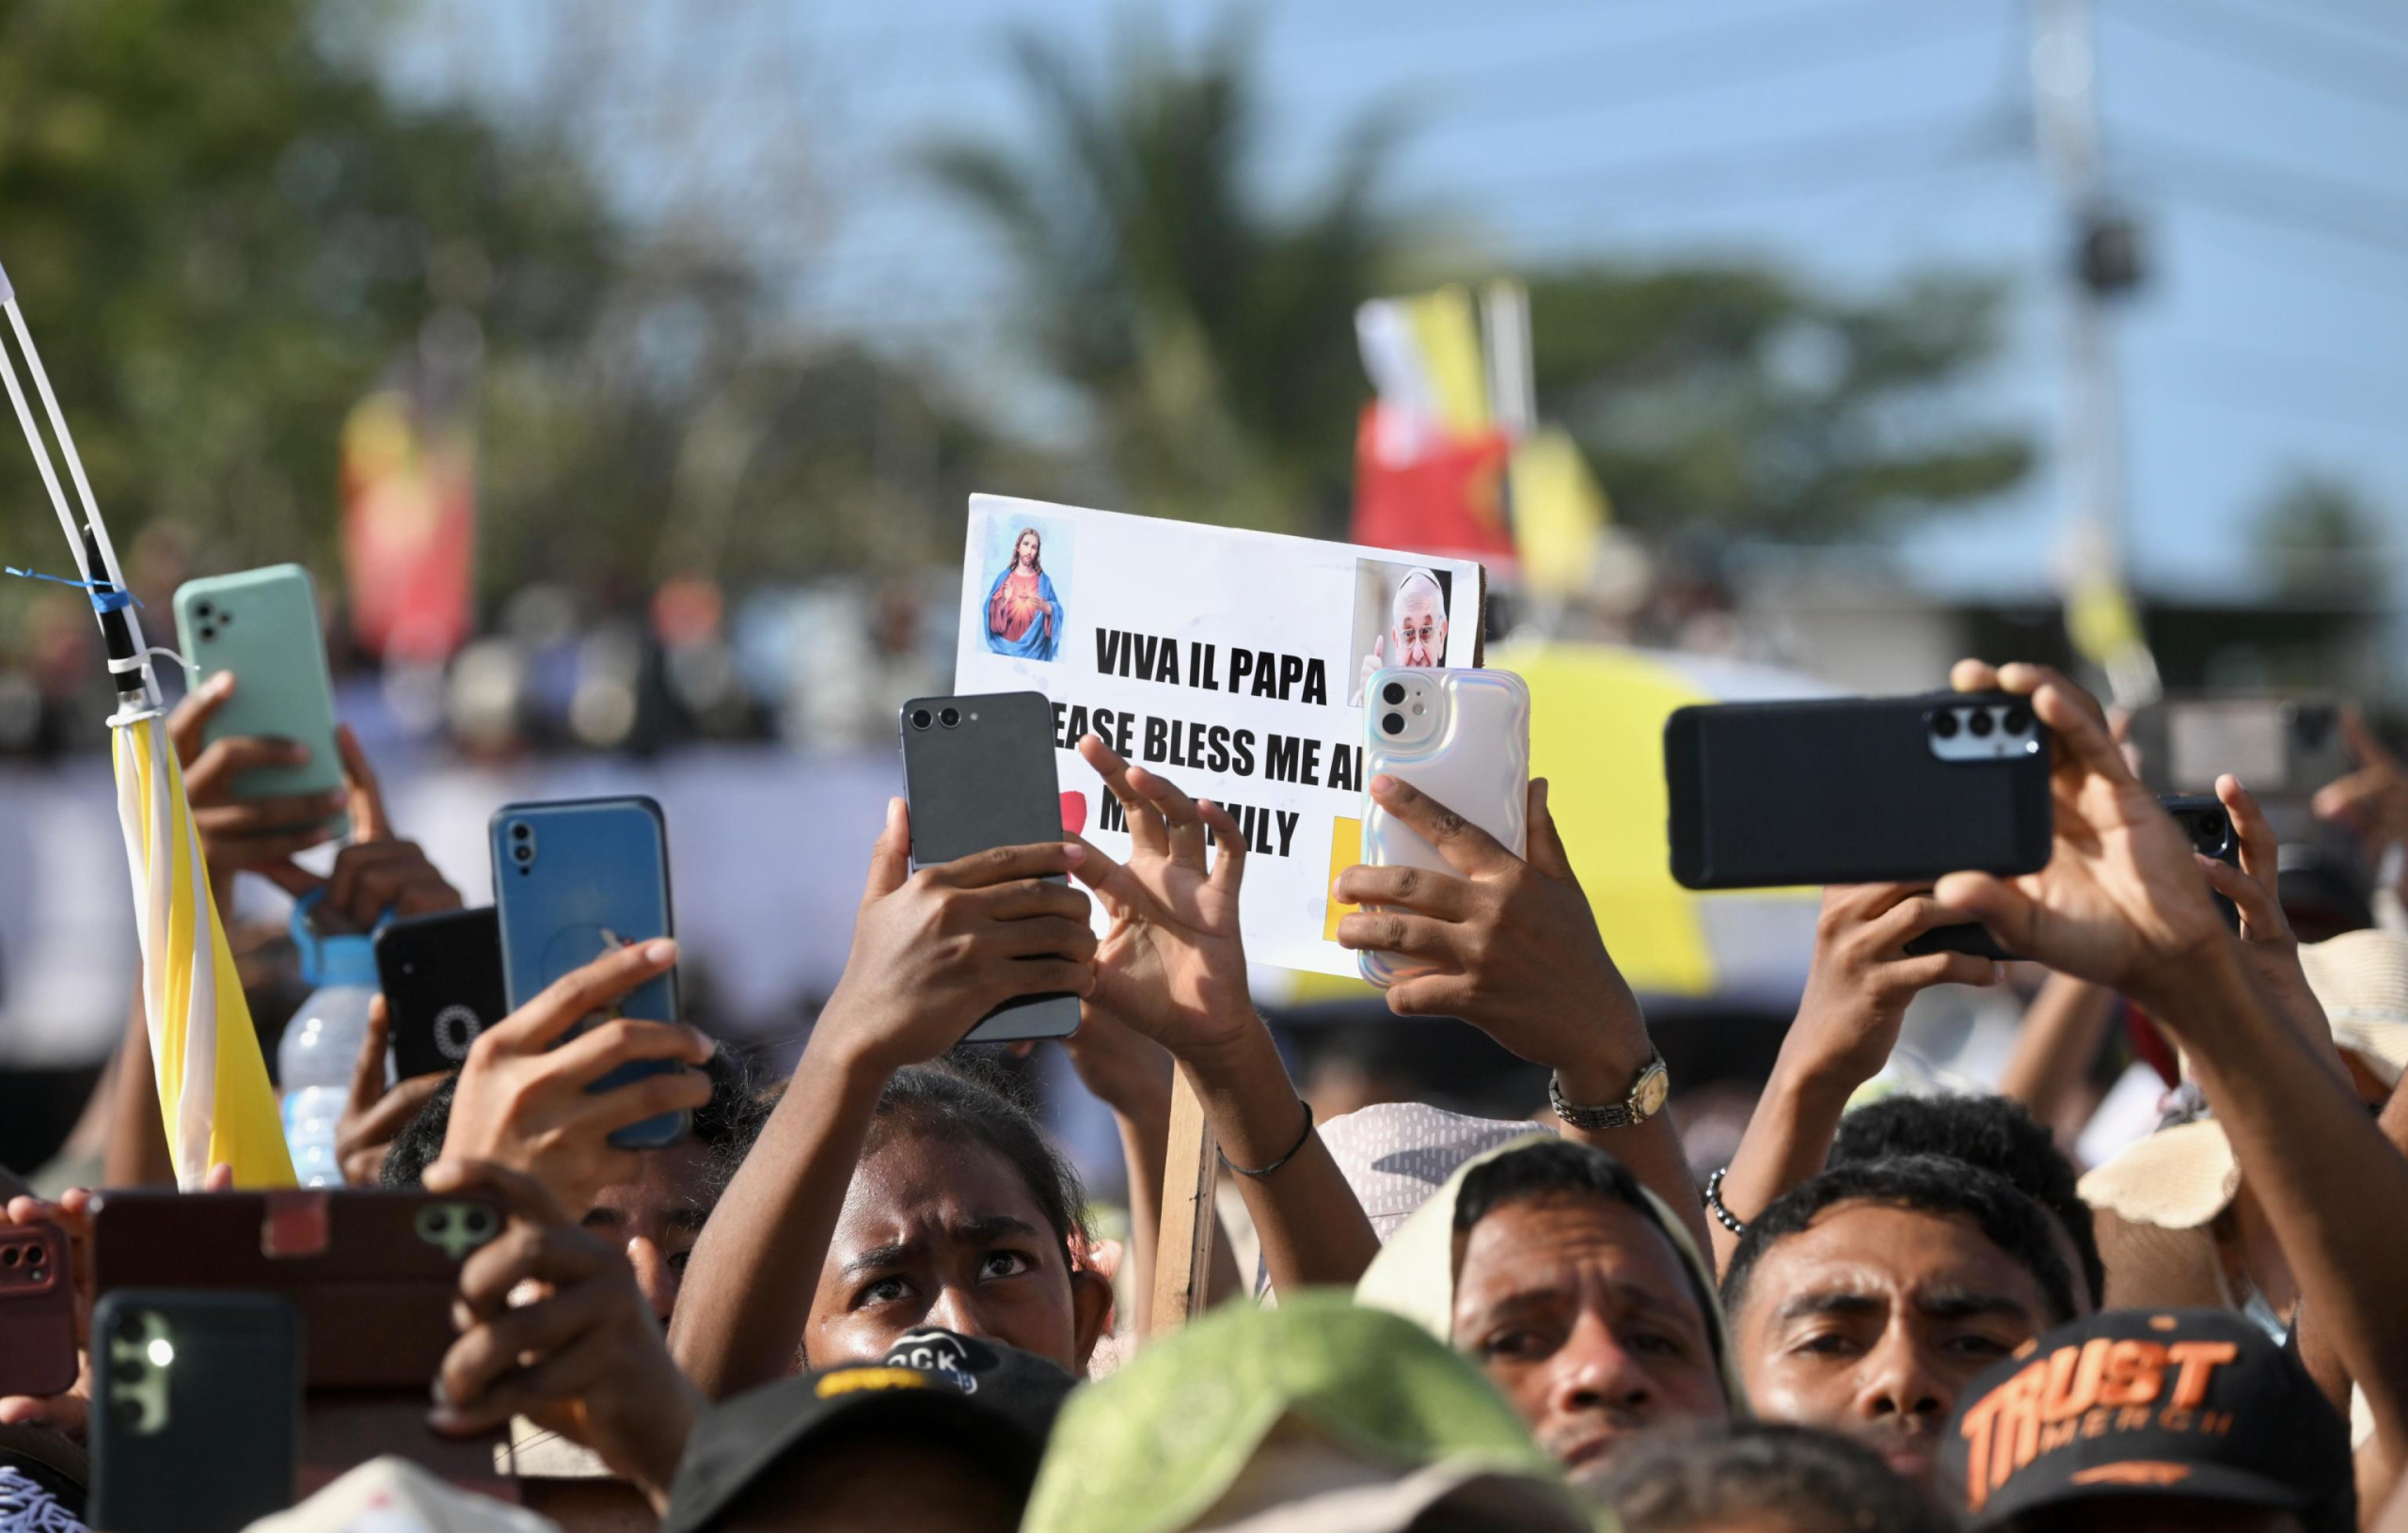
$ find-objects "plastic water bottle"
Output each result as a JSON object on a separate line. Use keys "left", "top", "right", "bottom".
{"left": 278, "top": 893, "right": 382, "bottom": 1186}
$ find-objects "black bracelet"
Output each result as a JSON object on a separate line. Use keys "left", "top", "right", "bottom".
{"left": 1705, "top": 1165, "right": 1748, "bottom": 1236}
{"left": 1222, "top": 1099, "right": 1316, "bottom": 1178}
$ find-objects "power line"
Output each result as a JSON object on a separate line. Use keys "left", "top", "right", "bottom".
{"left": 2120, "top": 131, "right": 2408, "bottom": 259}
{"left": 2106, "top": 0, "right": 2408, "bottom": 119}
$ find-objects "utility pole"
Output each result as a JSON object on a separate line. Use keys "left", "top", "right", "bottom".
{"left": 2029, "top": 0, "right": 2160, "bottom": 705}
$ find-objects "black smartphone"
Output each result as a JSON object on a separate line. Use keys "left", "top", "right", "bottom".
{"left": 898, "top": 691, "right": 1082, "bottom": 1043}
{"left": 91, "top": 1288, "right": 301, "bottom": 1533}
{"left": 373, "top": 907, "right": 508, "bottom": 1081}
{"left": 1908, "top": 793, "right": 2242, "bottom": 960}
{"left": 2126, "top": 695, "right": 2348, "bottom": 799}
{"left": 1666, "top": 692, "right": 2054, "bottom": 890}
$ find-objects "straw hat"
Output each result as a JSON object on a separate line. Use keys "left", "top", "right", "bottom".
{"left": 2078, "top": 1115, "right": 2240, "bottom": 1231}
{"left": 2297, "top": 928, "right": 2408, "bottom": 1088}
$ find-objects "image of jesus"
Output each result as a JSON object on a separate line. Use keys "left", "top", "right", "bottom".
{"left": 984, "top": 526, "right": 1065, "bottom": 661}
{"left": 1353, "top": 566, "right": 1448, "bottom": 703}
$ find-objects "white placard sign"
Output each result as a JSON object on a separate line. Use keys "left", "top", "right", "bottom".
{"left": 953, "top": 494, "right": 1486, "bottom": 976}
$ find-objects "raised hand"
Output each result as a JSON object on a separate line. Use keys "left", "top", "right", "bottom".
{"left": 0, "top": 1188, "right": 95, "bottom": 1438}
{"left": 812, "top": 798, "right": 1096, "bottom": 1076}
{"left": 440, "top": 940, "right": 715, "bottom": 1215}
{"left": 1354, "top": 634, "right": 1386, "bottom": 704}
{"left": 425, "top": 1159, "right": 700, "bottom": 1511}
{"left": 257, "top": 725, "right": 462, "bottom": 928}
{"left": 1933, "top": 661, "right": 2230, "bottom": 1005}
{"left": 2202, "top": 774, "right": 2352, "bottom": 1081}
{"left": 335, "top": 995, "right": 449, "bottom": 1186}
{"left": 168, "top": 671, "right": 346, "bottom": 878}
{"left": 1069, "top": 734, "right": 1253, "bottom": 1063}
{"left": 1791, "top": 884, "right": 1999, "bottom": 1084}
{"left": 2313, "top": 707, "right": 2408, "bottom": 846}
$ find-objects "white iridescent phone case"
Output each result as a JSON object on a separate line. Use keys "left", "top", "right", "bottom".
{"left": 1357, "top": 667, "right": 1531, "bottom": 989}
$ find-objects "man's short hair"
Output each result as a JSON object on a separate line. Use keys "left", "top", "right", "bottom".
{"left": 1594, "top": 1421, "right": 1951, "bottom": 1533}
{"left": 1453, "top": 1138, "right": 1725, "bottom": 1378}
{"left": 1830, "top": 1093, "right": 2104, "bottom": 1308}
{"left": 1720, "top": 1154, "right": 2078, "bottom": 1328}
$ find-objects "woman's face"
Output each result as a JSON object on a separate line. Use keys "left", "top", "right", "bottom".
{"left": 1016, "top": 532, "right": 1039, "bottom": 569}
{"left": 806, "top": 1125, "right": 1091, "bottom": 1371}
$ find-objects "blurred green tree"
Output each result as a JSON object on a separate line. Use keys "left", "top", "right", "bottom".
{"left": 927, "top": 18, "right": 1405, "bottom": 534}
{"left": 1525, "top": 264, "right": 2032, "bottom": 540}
{"left": 2250, "top": 468, "right": 2387, "bottom": 605}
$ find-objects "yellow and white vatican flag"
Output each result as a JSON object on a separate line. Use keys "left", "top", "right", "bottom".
{"left": 0, "top": 257, "right": 293, "bottom": 1188}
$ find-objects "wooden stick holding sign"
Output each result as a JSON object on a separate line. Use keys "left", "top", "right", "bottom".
{"left": 1147, "top": 1067, "right": 1220, "bottom": 1335}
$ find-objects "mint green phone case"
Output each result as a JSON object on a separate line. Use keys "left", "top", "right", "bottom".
{"left": 173, "top": 564, "right": 348, "bottom": 835}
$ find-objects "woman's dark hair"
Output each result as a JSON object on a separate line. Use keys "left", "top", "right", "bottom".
{"left": 1830, "top": 1092, "right": 2104, "bottom": 1309}
{"left": 869, "top": 1054, "right": 1089, "bottom": 1260}
{"left": 1721, "top": 1154, "right": 2078, "bottom": 1328}
{"left": 380, "top": 1049, "right": 768, "bottom": 1197}
{"left": 1594, "top": 1422, "right": 1951, "bottom": 1533}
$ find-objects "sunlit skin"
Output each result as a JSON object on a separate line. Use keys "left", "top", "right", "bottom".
{"left": 1391, "top": 577, "right": 1447, "bottom": 668}
{"left": 1732, "top": 1202, "right": 2052, "bottom": 1489}
{"left": 1450, "top": 1193, "right": 1731, "bottom": 1490}
{"left": 803, "top": 1124, "right": 1108, "bottom": 1372}
{"left": 580, "top": 1140, "right": 715, "bottom": 1323}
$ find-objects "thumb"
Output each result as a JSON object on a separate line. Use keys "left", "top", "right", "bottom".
{"left": 1525, "top": 778, "right": 1576, "bottom": 880}
{"left": 862, "top": 798, "right": 911, "bottom": 904}
{"left": 166, "top": 671, "right": 235, "bottom": 764}
{"left": 257, "top": 860, "right": 327, "bottom": 900}
{"left": 202, "top": 1162, "right": 236, "bottom": 1193}
{"left": 2343, "top": 705, "right": 2396, "bottom": 770}
{"left": 1932, "top": 872, "right": 2038, "bottom": 957}
{"left": 337, "top": 725, "right": 390, "bottom": 842}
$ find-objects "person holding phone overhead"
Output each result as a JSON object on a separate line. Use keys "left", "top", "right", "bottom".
{"left": 984, "top": 527, "right": 1063, "bottom": 661}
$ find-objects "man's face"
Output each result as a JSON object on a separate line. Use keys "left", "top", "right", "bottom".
{"left": 807, "top": 1128, "right": 1088, "bottom": 1371}
{"left": 1451, "top": 1192, "right": 1729, "bottom": 1489}
{"left": 582, "top": 1140, "right": 716, "bottom": 1323}
{"left": 1734, "top": 1202, "right": 2052, "bottom": 1488}
{"left": 1391, "top": 584, "right": 1446, "bottom": 668}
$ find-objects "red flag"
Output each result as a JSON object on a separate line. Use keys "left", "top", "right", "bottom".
{"left": 1349, "top": 403, "right": 1517, "bottom": 572}
{"left": 340, "top": 390, "right": 474, "bottom": 663}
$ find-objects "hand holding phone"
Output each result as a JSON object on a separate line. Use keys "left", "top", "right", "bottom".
{"left": 0, "top": 1217, "right": 78, "bottom": 1403}
{"left": 172, "top": 564, "right": 348, "bottom": 842}
{"left": 437, "top": 939, "right": 715, "bottom": 1217}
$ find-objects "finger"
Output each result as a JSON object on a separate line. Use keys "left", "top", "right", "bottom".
{"left": 960, "top": 877, "right": 1093, "bottom": 924}
{"left": 863, "top": 798, "right": 911, "bottom": 906}
{"left": 930, "top": 840, "right": 1085, "bottom": 890}
{"left": 484, "top": 939, "right": 680, "bottom": 1052}
{"left": 437, "top": 1280, "right": 620, "bottom": 1414}
{"left": 423, "top": 1159, "right": 576, "bottom": 1240}
{"left": 2313, "top": 767, "right": 2387, "bottom": 831}
{"left": 2342, "top": 704, "right": 2396, "bottom": 771}
{"left": 388, "top": 872, "right": 464, "bottom": 919}
{"left": 565, "top": 1066, "right": 715, "bottom": 1139}
{"left": 347, "top": 994, "right": 392, "bottom": 1114}
{"left": 1932, "top": 872, "right": 2043, "bottom": 960}
{"left": 192, "top": 791, "right": 347, "bottom": 838}
{"left": 1864, "top": 892, "right": 1969, "bottom": 950}
{"left": 344, "top": 1071, "right": 448, "bottom": 1149}
{"left": 1335, "top": 910, "right": 1464, "bottom": 965}
{"left": 1196, "top": 798, "right": 1248, "bottom": 894}
{"left": 1081, "top": 733, "right": 1166, "bottom": 860}
{"left": 1127, "top": 763, "right": 1208, "bottom": 872}
{"left": 255, "top": 860, "right": 328, "bottom": 899}
{"left": 335, "top": 725, "right": 390, "bottom": 842}
{"left": 1386, "top": 973, "right": 1476, "bottom": 1019}
{"left": 203, "top": 1163, "right": 235, "bottom": 1193}
{"left": 986, "top": 915, "right": 1099, "bottom": 962}
{"left": 2021, "top": 671, "right": 2133, "bottom": 786}
{"left": 1064, "top": 833, "right": 1140, "bottom": 923}
{"left": 2214, "top": 775, "right": 2279, "bottom": 890}
{"left": 454, "top": 1221, "right": 607, "bottom": 1317}
{"left": 1524, "top": 779, "right": 1575, "bottom": 881}
{"left": 1950, "top": 658, "right": 2002, "bottom": 694}
{"left": 1890, "top": 950, "right": 2004, "bottom": 991}
{"left": 545, "top": 1019, "right": 715, "bottom": 1092}
{"left": 983, "top": 956, "right": 1094, "bottom": 1002}
{"left": 166, "top": 671, "right": 235, "bottom": 763}
{"left": 1368, "top": 775, "right": 1515, "bottom": 876}
{"left": 1330, "top": 863, "right": 1472, "bottom": 919}
{"left": 184, "top": 735, "right": 314, "bottom": 792}
{"left": 337, "top": 844, "right": 441, "bottom": 926}
{"left": 434, "top": 1332, "right": 622, "bottom": 1438}
{"left": 2201, "top": 856, "right": 2285, "bottom": 942}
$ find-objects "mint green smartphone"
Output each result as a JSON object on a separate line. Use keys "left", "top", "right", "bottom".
{"left": 174, "top": 564, "right": 348, "bottom": 836}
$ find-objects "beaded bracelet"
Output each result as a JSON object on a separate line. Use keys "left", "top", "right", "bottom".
{"left": 1705, "top": 1165, "right": 1748, "bottom": 1236}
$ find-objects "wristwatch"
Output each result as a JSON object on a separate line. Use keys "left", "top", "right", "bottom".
{"left": 1548, "top": 1049, "right": 1670, "bottom": 1130}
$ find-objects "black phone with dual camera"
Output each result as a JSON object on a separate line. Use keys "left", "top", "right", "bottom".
{"left": 1665, "top": 691, "right": 2054, "bottom": 890}
{"left": 898, "top": 691, "right": 1083, "bottom": 1044}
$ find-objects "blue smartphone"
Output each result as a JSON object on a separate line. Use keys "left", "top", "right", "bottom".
{"left": 489, "top": 797, "right": 689, "bottom": 1149}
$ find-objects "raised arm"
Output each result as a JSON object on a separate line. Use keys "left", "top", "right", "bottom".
{"left": 1071, "top": 735, "right": 1381, "bottom": 1295}
{"left": 668, "top": 803, "right": 1093, "bottom": 1397}
{"left": 1708, "top": 882, "right": 1996, "bottom": 1269}
{"left": 1937, "top": 659, "right": 2408, "bottom": 1516}
{"left": 1333, "top": 775, "right": 1713, "bottom": 1257}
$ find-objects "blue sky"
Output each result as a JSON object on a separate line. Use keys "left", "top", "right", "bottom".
{"left": 383, "top": 0, "right": 2408, "bottom": 600}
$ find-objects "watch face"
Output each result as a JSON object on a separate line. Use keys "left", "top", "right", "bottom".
{"left": 1636, "top": 1067, "right": 1671, "bottom": 1117}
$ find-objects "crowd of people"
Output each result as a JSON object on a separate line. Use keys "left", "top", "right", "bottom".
{"left": 4, "top": 654, "right": 2408, "bottom": 1533}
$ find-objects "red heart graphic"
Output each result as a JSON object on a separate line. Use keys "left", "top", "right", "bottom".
{"left": 1059, "top": 791, "right": 1087, "bottom": 836}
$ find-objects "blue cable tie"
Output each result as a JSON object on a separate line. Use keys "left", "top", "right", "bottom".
{"left": 4, "top": 565, "right": 143, "bottom": 612}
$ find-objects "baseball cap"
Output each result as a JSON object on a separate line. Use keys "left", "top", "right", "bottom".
{"left": 659, "top": 1328, "right": 1077, "bottom": 1533}
{"left": 1939, "top": 1308, "right": 2354, "bottom": 1531}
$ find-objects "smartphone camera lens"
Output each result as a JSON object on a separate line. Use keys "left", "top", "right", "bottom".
{"left": 194, "top": 601, "right": 214, "bottom": 619}
{"left": 1968, "top": 709, "right": 1996, "bottom": 738}
{"left": 514, "top": 845, "right": 533, "bottom": 863}
{"left": 2002, "top": 703, "right": 2034, "bottom": 735}
{"left": 1382, "top": 711, "right": 1405, "bottom": 735}
{"left": 1931, "top": 710, "right": 1960, "bottom": 740}
{"left": 511, "top": 823, "right": 531, "bottom": 841}
{"left": 939, "top": 707, "right": 961, "bottom": 728}
{"left": 198, "top": 624, "right": 216, "bottom": 641}
{"left": 1383, "top": 682, "right": 1406, "bottom": 706}
{"left": 910, "top": 708, "right": 932, "bottom": 730}
{"left": 0, "top": 1246, "right": 17, "bottom": 1268}
{"left": 2196, "top": 818, "right": 2227, "bottom": 855}
{"left": 112, "top": 1354, "right": 146, "bottom": 1386}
